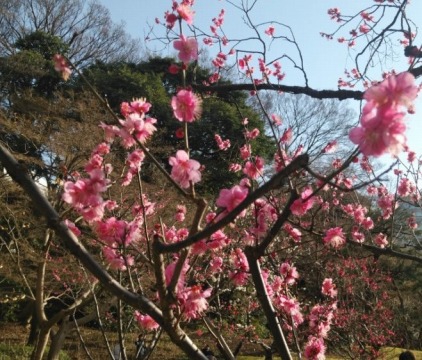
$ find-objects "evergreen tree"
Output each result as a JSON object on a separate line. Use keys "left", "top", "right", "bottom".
{"left": 81, "top": 57, "right": 274, "bottom": 193}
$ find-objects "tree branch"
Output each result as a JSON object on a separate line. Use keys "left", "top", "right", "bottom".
{"left": 244, "top": 248, "right": 292, "bottom": 360}
{"left": 193, "top": 83, "right": 364, "bottom": 101}
{"left": 348, "top": 240, "right": 422, "bottom": 263}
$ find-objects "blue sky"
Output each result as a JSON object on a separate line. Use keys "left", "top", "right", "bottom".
{"left": 100, "top": 0, "right": 422, "bottom": 156}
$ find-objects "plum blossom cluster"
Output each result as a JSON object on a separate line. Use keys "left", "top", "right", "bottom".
{"left": 163, "top": 0, "right": 195, "bottom": 28}
{"left": 165, "top": 260, "right": 212, "bottom": 319}
{"left": 214, "top": 134, "right": 231, "bottom": 150}
{"left": 171, "top": 35, "right": 203, "bottom": 124}
{"left": 238, "top": 54, "right": 286, "bottom": 84}
{"left": 303, "top": 283, "right": 337, "bottom": 359}
{"left": 290, "top": 187, "right": 315, "bottom": 216}
{"left": 51, "top": 1, "right": 422, "bottom": 355}
{"left": 261, "top": 263, "right": 337, "bottom": 359}
{"left": 349, "top": 72, "right": 418, "bottom": 157}
{"left": 210, "top": 8, "right": 225, "bottom": 36}
{"left": 100, "top": 98, "right": 157, "bottom": 151}
{"left": 96, "top": 216, "right": 143, "bottom": 270}
{"left": 61, "top": 97, "right": 160, "bottom": 271}
{"left": 247, "top": 198, "right": 278, "bottom": 239}
{"left": 229, "top": 248, "right": 249, "bottom": 286}
{"left": 62, "top": 167, "right": 110, "bottom": 223}
{"left": 216, "top": 184, "right": 249, "bottom": 217}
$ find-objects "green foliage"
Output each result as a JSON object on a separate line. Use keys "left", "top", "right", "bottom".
{"left": 0, "top": 31, "right": 70, "bottom": 98}
{"left": 82, "top": 61, "right": 171, "bottom": 120}
{"left": 15, "top": 31, "right": 69, "bottom": 59}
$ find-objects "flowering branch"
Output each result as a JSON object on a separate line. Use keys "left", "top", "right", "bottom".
{"left": 0, "top": 143, "right": 209, "bottom": 360}
{"left": 244, "top": 247, "right": 293, "bottom": 360}
{"left": 255, "top": 190, "right": 299, "bottom": 256}
{"left": 155, "top": 153, "right": 309, "bottom": 254}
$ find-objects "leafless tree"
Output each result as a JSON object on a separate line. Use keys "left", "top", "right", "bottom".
{"left": 0, "top": 0, "right": 142, "bottom": 66}
{"left": 253, "top": 92, "right": 355, "bottom": 159}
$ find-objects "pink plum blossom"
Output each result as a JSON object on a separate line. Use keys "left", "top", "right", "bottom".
{"left": 95, "top": 217, "right": 127, "bottom": 246}
{"left": 397, "top": 178, "right": 416, "bottom": 197}
{"left": 214, "top": 134, "right": 231, "bottom": 150}
{"left": 229, "top": 248, "right": 249, "bottom": 286}
{"left": 165, "top": 260, "right": 189, "bottom": 295}
{"left": 308, "top": 303, "right": 336, "bottom": 339}
{"left": 280, "top": 128, "right": 293, "bottom": 144}
{"left": 374, "top": 233, "right": 388, "bottom": 248}
{"left": 127, "top": 149, "right": 145, "bottom": 170}
{"left": 240, "top": 144, "right": 252, "bottom": 160}
{"left": 323, "top": 227, "right": 346, "bottom": 249}
{"left": 63, "top": 219, "right": 81, "bottom": 236}
{"left": 304, "top": 336, "right": 326, "bottom": 360}
{"left": 176, "top": 4, "right": 195, "bottom": 24}
{"left": 364, "top": 72, "right": 418, "bottom": 110}
{"left": 283, "top": 223, "right": 302, "bottom": 242}
{"left": 277, "top": 296, "right": 304, "bottom": 327}
{"left": 165, "top": 12, "right": 178, "bottom": 28}
{"left": 62, "top": 168, "right": 109, "bottom": 222}
{"left": 99, "top": 122, "right": 120, "bottom": 143}
{"left": 408, "top": 215, "right": 418, "bottom": 229}
{"left": 279, "top": 262, "right": 299, "bottom": 285}
{"left": 171, "top": 89, "right": 202, "bottom": 122}
{"left": 102, "top": 246, "right": 133, "bottom": 271}
{"left": 168, "top": 63, "right": 181, "bottom": 74}
{"left": 321, "top": 278, "right": 337, "bottom": 298}
{"left": 271, "top": 114, "right": 282, "bottom": 125}
{"left": 173, "top": 35, "right": 198, "bottom": 64}
{"left": 322, "top": 141, "right": 338, "bottom": 153}
{"left": 134, "top": 311, "right": 159, "bottom": 330}
{"left": 265, "top": 26, "right": 275, "bottom": 37}
{"left": 209, "top": 257, "right": 223, "bottom": 272}
{"left": 207, "top": 230, "right": 230, "bottom": 250}
{"left": 175, "top": 204, "right": 187, "bottom": 222}
{"left": 53, "top": 54, "right": 72, "bottom": 81}
{"left": 349, "top": 107, "right": 407, "bottom": 157}
{"left": 407, "top": 151, "right": 416, "bottom": 162}
{"left": 181, "top": 285, "right": 212, "bottom": 319}
{"left": 245, "top": 128, "right": 260, "bottom": 140}
{"left": 120, "top": 98, "right": 152, "bottom": 116}
{"left": 243, "top": 156, "right": 264, "bottom": 179}
{"left": 229, "top": 163, "right": 242, "bottom": 172}
{"left": 377, "top": 193, "right": 396, "bottom": 219}
{"left": 130, "top": 97, "right": 152, "bottom": 114}
{"left": 216, "top": 185, "right": 249, "bottom": 213}
{"left": 191, "top": 239, "right": 208, "bottom": 255}
{"left": 290, "top": 188, "right": 314, "bottom": 216}
{"left": 169, "top": 150, "right": 201, "bottom": 188}
{"left": 349, "top": 72, "right": 418, "bottom": 157}
{"left": 118, "top": 113, "right": 157, "bottom": 148}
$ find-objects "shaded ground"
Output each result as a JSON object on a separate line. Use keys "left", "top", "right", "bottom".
{"left": 0, "top": 322, "right": 261, "bottom": 359}
{"left": 1, "top": 322, "right": 420, "bottom": 359}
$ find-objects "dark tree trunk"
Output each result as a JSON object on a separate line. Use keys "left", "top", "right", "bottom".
{"left": 27, "top": 304, "right": 40, "bottom": 346}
